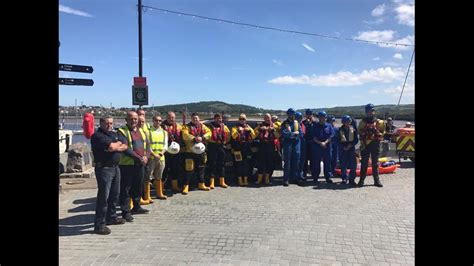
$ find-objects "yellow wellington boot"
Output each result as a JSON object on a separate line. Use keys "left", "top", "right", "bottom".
{"left": 140, "top": 181, "right": 151, "bottom": 205}
{"left": 243, "top": 176, "right": 248, "bottom": 186}
{"left": 130, "top": 198, "right": 134, "bottom": 210}
{"left": 219, "top": 177, "right": 229, "bottom": 188}
{"left": 209, "top": 177, "right": 215, "bottom": 189}
{"left": 155, "top": 180, "right": 167, "bottom": 200}
{"left": 182, "top": 184, "right": 189, "bottom": 195}
{"left": 147, "top": 181, "right": 154, "bottom": 203}
{"left": 198, "top": 182, "right": 210, "bottom": 191}
{"left": 255, "top": 174, "right": 263, "bottom": 185}
{"left": 172, "top": 179, "right": 181, "bottom": 192}
{"left": 265, "top": 174, "right": 271, "bottom": 185}
{"left": 238, "top": 176, "right": 244, "bottom": 186}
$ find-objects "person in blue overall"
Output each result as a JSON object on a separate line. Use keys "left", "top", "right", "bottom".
{"left": 327, "top": 115, "right": 339, "bottom": 178}
{"left": 311, "top": 111, "right": 334, "bottom": 184}
{"left": 280, "top": 108, "right": 303, "bottom": 186}
{"left": 338, "top": 115, "right": 359, "bottom": 186}
{"left": 302, "top": 109, "right": 314, "bottom": 178}
{"left": 295, "top": 112, "right": 307, "bottom": 182}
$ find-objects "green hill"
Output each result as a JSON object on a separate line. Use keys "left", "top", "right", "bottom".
{"left": 142, "top": 101, "right": 414, "bottom": 121}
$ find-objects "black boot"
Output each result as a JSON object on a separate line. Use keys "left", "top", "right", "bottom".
{"left": 374, "top": 177, "right": 383, "bottom": 187}
{"left": 358, "top": 178, "right": 365, "bottom": 187}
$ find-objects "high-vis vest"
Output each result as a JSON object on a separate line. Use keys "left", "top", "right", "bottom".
{"left": 118, "top": 126, "right": 147, "bottom": 165}
{"left": 149, "top": 129, "right": 167, "bottom": 161}
{"left": 339, "top": 126, "right": 355, "bottom": 143}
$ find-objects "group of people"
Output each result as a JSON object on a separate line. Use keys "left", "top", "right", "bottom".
{"left": 91, "top": 104, "right": 388, "bottom": 235}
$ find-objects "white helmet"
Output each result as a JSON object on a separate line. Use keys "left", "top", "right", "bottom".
{"left": 167, "top": 142, "right": 180, "bottom": 154}
{"left": 192, "top": 142, "right": 206, "bottom": 154}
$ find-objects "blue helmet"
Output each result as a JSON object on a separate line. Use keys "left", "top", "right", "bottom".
{"left": 365, "top": 103, "right": 375, "bottom": 112}
{"left": 342, "top": 115, "right": 352, "bottom": 123}
{"left": 295, "top": 112, "right": 303, "bottom": 120}
{"left": 317, "top": 111, "right": 327, "bottom": 117}
{"left": 328, "top": 115, "right": 335, "bottom": 122}
{"left": 287, "top": 108, "right": 296, "bottom": 115}
{"left": 305, "top": 109, "right": 313, "bottom": 115}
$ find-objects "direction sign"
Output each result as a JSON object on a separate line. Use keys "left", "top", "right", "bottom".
{"left": 59, "top": 64, "right": 94, "bottom": 73}
{"left": 59, "top": 78, "right": 94, "bottom": 86}
{"left": 132, "top": 85, "right": 148, "bottom": 105}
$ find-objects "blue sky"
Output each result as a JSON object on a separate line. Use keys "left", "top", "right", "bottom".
{"left": 59, "top": 0, "right": 414, "bottom": 110}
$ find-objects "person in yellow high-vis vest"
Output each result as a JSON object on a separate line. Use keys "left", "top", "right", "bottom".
{"left": 206, "top": 113, "right": 231, "bottom": 189}
{"left": 145, "top": 115, "right": 169, "bottom": 200}
{"left": 181, "top": 113, "right": 212, "bottom": 194}
{"left": 118, "top": 111, "right": 150, "bottom": 221}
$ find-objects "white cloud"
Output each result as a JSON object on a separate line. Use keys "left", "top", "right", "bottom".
{"left": 395, "top": 4, "right": 414, "bottom": 26}
{"left": 59, "top": 4, "right": 93, "bottom": 17}
{"left": 355, "top": 30, "right": 395, "bottom": 42}
{"left": 268, "top": 67, "right": 405, "bottom": 87}
{"left": 355, "top": 31, "right": 414, "bottom": 50}
{"left": 373, "top": 57, "right": 381, "bottom": 61}
{"left": 379, "top": 35, "right": 414, "bottom": 50}
{"left": 393, "top": 53, "right": 403, "bottom": 59}
{"left": 302, "top": 43, "right": 315, "bottom": 52}
{"left": 352, "top": 95, "right": 362, "bottom": 99}
{"left": 369, "top": 89, "right": 379, "bottom": 94}
{"left": 203, "top": 76, "right": 209, "bottom": 80}
{"left": 272, "top": 59, "right": 284, "bottom": 66}
{"left": 372, "top": 4, "right": 386, "bottom": 17}
{"left": 383, "top": 84, "right": 414, "bottom": 97}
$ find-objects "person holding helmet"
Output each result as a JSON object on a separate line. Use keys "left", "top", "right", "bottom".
{"left": 358, "top": 104, "right": 385, "bottom": 187}
{"left": 231, "top": 113, "right": 256, "bottom": 186}
{"left": 327, "top": 115, "right": 339, "bottom": 179}
{"left": 207, "top": 113, "right": 231, "bottom": 189}
{"left": 162, "top": 112, "right": 184, "bottom": 193}
{"left": 338, "top": 115, "right": 358, "bottom": 186}
{"left": 181, "top": 113, "right": 212, "bottom": 194}
{"left": 254, "top": 113, "right": 280, "bottom": 186}
{"left": 281, "top": 108, "right": 303, "bottom": 186}
{"left": 145, "top": 115, "right": 169, "bottom": 200}
{"left": 302, "top": 109, "right": 315, "bottom": 178}
{"left": 311, "top": 111, "right": 334, "bottom": 185}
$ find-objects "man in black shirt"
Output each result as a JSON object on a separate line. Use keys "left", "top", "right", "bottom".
{"left": 91, "top": 115, "right": 128, "bottom": 235}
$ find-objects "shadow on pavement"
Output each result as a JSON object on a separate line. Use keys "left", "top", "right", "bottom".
{"left": 68, "top": 197, "right": 96, "bottom": 213}
{"left": 59, "top": 214, "right": 95, "bottom": 236}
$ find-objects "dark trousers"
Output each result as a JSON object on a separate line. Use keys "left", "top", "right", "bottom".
{"left": 330, "top": 142, "right": 339, "bottom": 175}
{"left": 119, "top": 165, "right": 145, "bottom": 215}
{"left": 164, "top": 153, "right": 183, "bottom": 187}
{"left": 339, "top": 148, "right": 357, "bottom": 181}
{"left": 302, "top": 140, "right": 312, "bottom": 177}
{"left": 233, "top": 148, "right": 252, "bottom": 177}
{"left": 94, "top": 165, "right": 121, "bottom": 229}
{"left": 360, "top": 141, "right": 381, "bottom": 179}
{"left": 207, "top": 143, "right": 226, "bottom": 177}
{"left": 183, "top": 152, "right": 206, "bottom": 185}
{"left": 256, "top": 142, "right": 275, "bottom": 175}
{"left": 311, "top": 142, "right": 333, "bottom": 180}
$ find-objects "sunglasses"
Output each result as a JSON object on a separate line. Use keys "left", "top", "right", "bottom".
{"left": 154, "top": 119, "right": 162, "bottom": 122}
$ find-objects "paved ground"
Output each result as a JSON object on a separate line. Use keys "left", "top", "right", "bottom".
{"left": 59, "top": 159, "right": 414, "bottom": 265}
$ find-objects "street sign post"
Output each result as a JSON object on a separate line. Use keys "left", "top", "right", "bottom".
{"left": 59, "top": 64, "right": 94, "bottom": 73}
{"left": 132, "top": 85, "right": 148, "bottom": 105}
{"left": 59, "top": 62, "right": 94, "bottom": 86}
{"left": 59, "top": 78, "right": 94, "bottom": 86}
